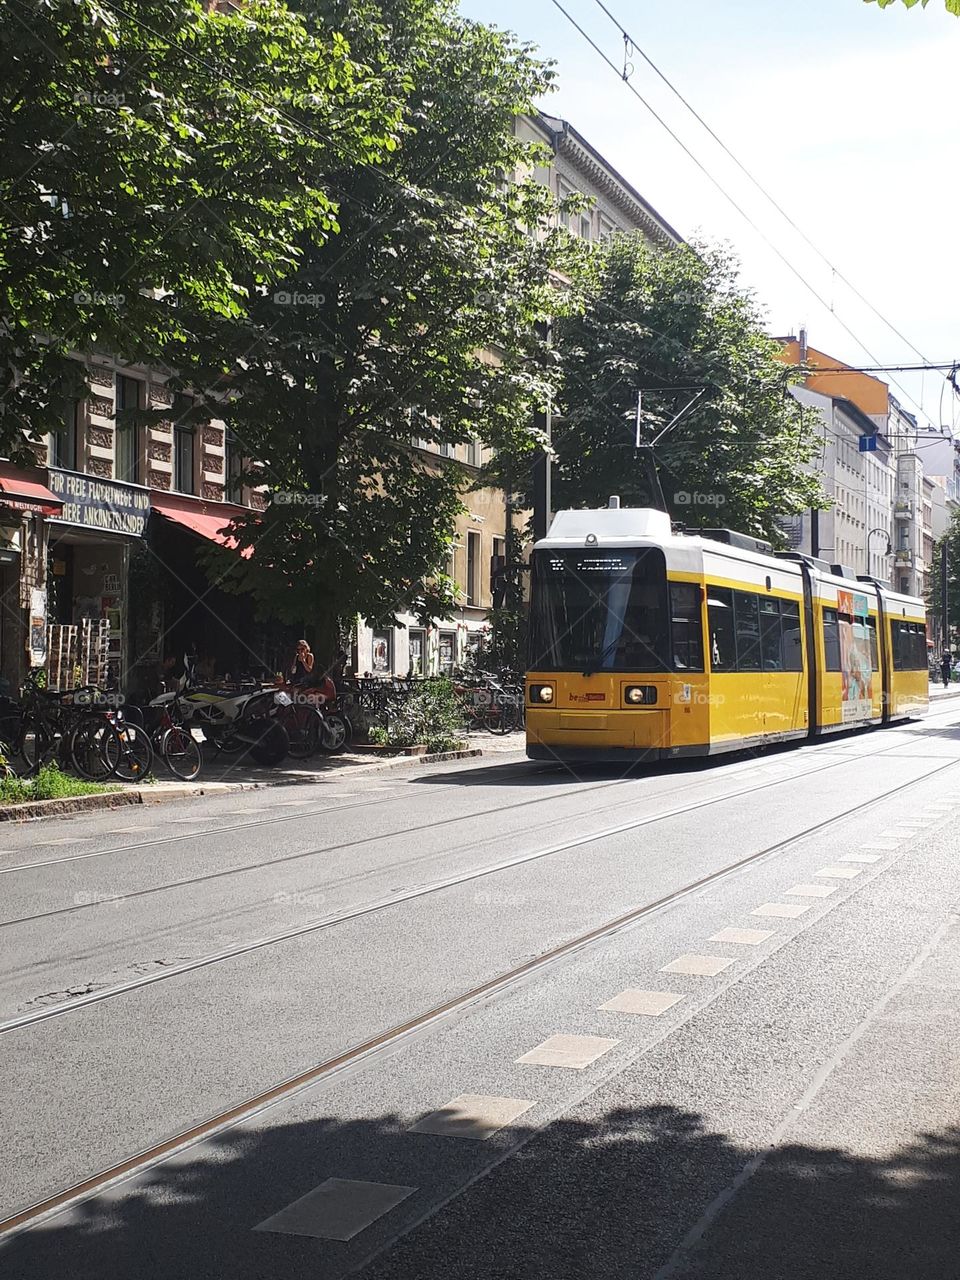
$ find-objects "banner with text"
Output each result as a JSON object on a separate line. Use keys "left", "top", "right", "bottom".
{"left": 47, "top": 469, "right": 149, "bottom": 537}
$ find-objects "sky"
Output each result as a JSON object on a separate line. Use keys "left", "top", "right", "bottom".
{"left": 458, "top": 0, "right": 960, "bottom": 446}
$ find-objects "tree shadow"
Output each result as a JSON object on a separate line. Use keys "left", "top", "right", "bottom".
{"left": 5, "top": 1100, "right": 960, "bottom": 1280}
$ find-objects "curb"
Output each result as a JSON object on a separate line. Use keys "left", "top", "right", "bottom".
{"left": 0, "top": 746, "right": 491, "bottom": 823}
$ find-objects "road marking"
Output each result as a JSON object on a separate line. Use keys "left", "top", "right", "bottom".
{"left": 598, "top": 989, "right": 685, "bottom": 1017}
{"left": 752, "top": 902, "right": 811, "bottom": 919}
{"left": 254, "top": 1178, "right": 415, "bottom": 1242}
{"left": 516, "top": 1034, "right": 619, "bottom": 1069}
{"left": 861, "top": 841, "right": 899, "bottom": 851}
{"left": 841, "top": 853, "right": 881, "bottom": 863}
{"left": 35, "top": 838, "right": 92, "bottom": 846}
{"left": 409, "top": 1094, "right": 536, "bottom": 1140}
{"left": 785, "top": 883, "right": 838, "bottom": 898}
{"left": 816, "top": 865, "right": 863, "bottom": 879}
{"left": 708, "top": 927, "right": 774, "bottom": 946}
{"left": 661, "top": 954, "right": 734, "bottom": 977}
{"left": 881, "top": 828, "right": 923, "bottom": 839}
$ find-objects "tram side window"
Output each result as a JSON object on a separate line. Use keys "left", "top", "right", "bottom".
{"left": 670, "top": 583, "right": 705, "bottom": 672}
{"left": 892, "top": 621, "right": 927, "bottom": 670}
{"left": 733, "top": 591, "right": 762, "bottom": 671}
{"left": 759, "top": 597, "right": 784, "bottom": 671}
{"left": 822, "top": 608, "right": 842, "bottom": 671}
{"left": 781, "top": 600, "right": 803, "bottom": 672}
{"left": 707, "top": 587, "right": 736, "bottom": 670}
{"left": 866, "top": 616, "right": 879, "bottom": 671}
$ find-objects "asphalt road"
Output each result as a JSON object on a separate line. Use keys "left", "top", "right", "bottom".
{"left": 4, "top": 708, "right": 960, "bottom": 1279}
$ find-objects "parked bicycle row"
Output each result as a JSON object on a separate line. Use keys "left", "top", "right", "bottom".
{"left": 0, "top": 664, "right": 355, "bottom": 783}
{"left": 0, "top": 664, "right": 522, "bottom": 784}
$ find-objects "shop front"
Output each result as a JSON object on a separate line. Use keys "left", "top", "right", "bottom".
{"left": 45, "top": 468, "right": 150, "bottom": 689}
{"left": 146, "top": 491, "right": 289, "bottom": 693}
{"left": 0, "top": 464, "right": 64, "bottom": 691}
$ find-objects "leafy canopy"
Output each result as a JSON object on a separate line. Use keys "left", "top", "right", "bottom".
{"left": 525, "top": 235, "right": 827, "bottom": 544}
{"left": 193, "top": 0, "right": 579, "bottom": 645}
{"left": 0, "top": 0, "right": 396, "bottom": 461}
{"left": 869, "top": 0, "right": 960, "bottom": 13}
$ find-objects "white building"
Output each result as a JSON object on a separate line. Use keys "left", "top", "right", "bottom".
{"left": 789, "top": 385, "right": 896, "bottom": 581}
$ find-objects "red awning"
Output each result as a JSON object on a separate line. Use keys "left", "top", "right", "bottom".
{"left": 0, "top": 464, "right": 63, "bottom": 516}
{"left": 150, "top": 493, "right": 252, "bottom": 558}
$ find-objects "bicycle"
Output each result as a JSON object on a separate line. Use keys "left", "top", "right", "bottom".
{"left": 148, "top": 692, "right": 203, "bottom": 781}
{"left": 69, "top": 699, "right": 155, "bottom": 782}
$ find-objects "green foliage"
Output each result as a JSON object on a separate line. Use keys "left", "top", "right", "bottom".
{"left": 870, "top": 0, "right": 960, "bottom": 13}
{"left": 0, "top": 0, "right": 395, "bottom": 460}
{"left": 512, "top": 236, "right": 827, "bottom": 544}
{"left": 0, "top": 765, "right": 112, "bottom": 804}
{"left": 927, "top": 518, "right": 960, "bottom": 645}
{"left": 463, "top": 609, "right": 527, "bottom": 681}
{"left": 192, "top": 0, "right": 580, "bottom": 644}
{"left": 368, "top": 676, "right": 466, "bottom": 751}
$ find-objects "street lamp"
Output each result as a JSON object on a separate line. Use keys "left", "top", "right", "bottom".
{"left": 866, "top": 527, "right": 892, "bottom": 579}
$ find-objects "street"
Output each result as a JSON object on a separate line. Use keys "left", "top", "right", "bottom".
{"left": 3, "top": 705, "right": 960, "bottom": 1278}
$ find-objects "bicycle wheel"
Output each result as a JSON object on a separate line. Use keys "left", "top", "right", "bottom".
{"left": 103, "top": 721, "right": 155, "bottom": 781}
{"left": 159, "top": 725, "right": 202, "bottom": 781}
{"left": 69, "top": 716, "right": 117, "bottom": 781}
{"left": 282, "top": 704, "right": 321, "bottom": 759}
{"left": 15, "top": 714, "right": 53, "bottom": 775}
{"left": 486, "top": 693, "right": 517, "bottom": 734}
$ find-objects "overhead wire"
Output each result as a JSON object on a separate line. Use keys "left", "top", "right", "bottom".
{"left": 590, "top": 0, "right": 942, "bottom": 374}
{"left": 549, "top": 0, "right": 945, "bottom": 431}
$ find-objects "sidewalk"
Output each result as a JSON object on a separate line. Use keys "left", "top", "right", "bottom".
{"left": 928, "top": 680, "right": 960, "bottom": 701}
{"left": 0, "top": 731, "right": 526, "bottom": 821}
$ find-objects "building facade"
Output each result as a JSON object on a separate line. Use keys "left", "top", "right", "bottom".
{"left": 780, "top": 334, "right": 941, "bottom": 598}
{"left": 0, "top": 354, "right": 271, "bottom": 696}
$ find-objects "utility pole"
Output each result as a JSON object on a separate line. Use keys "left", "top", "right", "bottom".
{"left": 942, "top": 539, "right": 949, "bottom": 653}
{"left": 531, "top": 320, "right": 552, "bottom": 543}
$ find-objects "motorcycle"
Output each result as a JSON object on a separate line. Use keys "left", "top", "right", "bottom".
{"left": 150, "top": 661, "right": 291, "bottom": 767}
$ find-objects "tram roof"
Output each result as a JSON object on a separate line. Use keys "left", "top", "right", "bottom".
{"left": 536, "top": 507, "right": 925, "bottom": 611}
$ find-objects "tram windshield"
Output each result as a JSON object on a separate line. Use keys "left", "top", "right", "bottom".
{"left": 529, "top": 548, "right": 669, "bottom": 673}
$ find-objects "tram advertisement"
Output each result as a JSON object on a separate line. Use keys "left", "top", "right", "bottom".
{"left": 838, "top": 590, "right": 873, "bottom": 722}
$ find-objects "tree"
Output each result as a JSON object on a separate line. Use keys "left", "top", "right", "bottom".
{"left": 522, "top": 236, "right": 826, "bottom": 544}
{"left": 869, "top": 0, "right": 960, "bottom": 14}
{"left": 191, "top": 0, "right": 579, "bottom": 660}
{"left": 0, "top": 0, "right": 395, "bottom": 462}
{"left": 928, "top": 520, "right": 960, "bottom": 648}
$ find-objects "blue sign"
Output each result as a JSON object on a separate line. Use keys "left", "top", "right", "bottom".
{"left": 859, "top": 435, "right": 878, "bottom": 453}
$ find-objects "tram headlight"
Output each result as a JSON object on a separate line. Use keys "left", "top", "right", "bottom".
{"left": 529, "top": 684, "right": 554, "bottom": 704}
{"left": 625, "top": 685, "right": 657, "bottom": 705}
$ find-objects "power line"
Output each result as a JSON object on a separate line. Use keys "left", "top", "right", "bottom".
{"left": 590, "top": 0, "right": 941, "bottom": 375}
{"left": 548, "top": 0, "right": 937, "bottom": 430}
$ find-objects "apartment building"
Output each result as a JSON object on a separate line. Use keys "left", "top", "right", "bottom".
{"left": 779, "top": 335, "right": 934, "bottom": 596}
{"left": 0, "top": 355, "right": 265, "bottom": 694}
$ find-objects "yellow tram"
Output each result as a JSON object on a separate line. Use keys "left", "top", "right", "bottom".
{"left": 525, "top": 505, "right": 928, "bottom": 763}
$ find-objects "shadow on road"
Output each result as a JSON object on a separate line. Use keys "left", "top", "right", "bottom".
{"left": 6, "top": 1102, "right": 960, "bottom": 1280}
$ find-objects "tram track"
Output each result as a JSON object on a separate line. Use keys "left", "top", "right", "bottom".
{"left": 1, "top": 726, "right": 950, "bottom": 1033}
{"left": 0, "top": 765, "right": 625, "bottom": 877}
{"left": 0, "top": 710, "right": 949, "bottom": 934}
{"left": 4, "top": 704, "right": 955, "bottom": 885}
{"left": 3, "top": 747, "right": 958, "bottom": 1242}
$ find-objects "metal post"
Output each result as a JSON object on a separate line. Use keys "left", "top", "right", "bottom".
{"left": 531, "top": 320, "right": 552, "bottom": 543}
{"left": 942, "top": 539, "right": 949, "bottom": 652}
